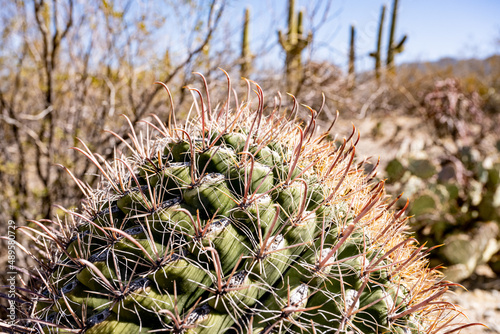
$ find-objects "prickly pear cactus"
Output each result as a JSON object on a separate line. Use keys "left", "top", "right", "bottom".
{"left": 2, "top": 75, "right": 475, "bottom": 333}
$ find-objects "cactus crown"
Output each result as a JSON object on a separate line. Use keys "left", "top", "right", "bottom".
{"left": 3, "top": 73, "right": 474, "bottom": 334}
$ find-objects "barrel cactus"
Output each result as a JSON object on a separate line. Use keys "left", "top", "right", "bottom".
{"left": 2, "top": 74, "right": 476, "bottom": 333}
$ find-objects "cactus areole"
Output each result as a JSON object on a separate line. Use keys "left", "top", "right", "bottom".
{"left": 3, "top": 73, "right": 475, "bottom": 333}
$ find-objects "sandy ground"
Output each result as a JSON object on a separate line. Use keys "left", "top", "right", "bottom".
{"left": 445, "top": 288, "right": 500, "bottom": 333}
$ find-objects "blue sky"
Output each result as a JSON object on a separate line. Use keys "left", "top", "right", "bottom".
{"left": 226, "top": 0, "right": 500, "bottom": 71}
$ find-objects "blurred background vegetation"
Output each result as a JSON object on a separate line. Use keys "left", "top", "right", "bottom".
{"left": 1, "top": 0, "right": 500, "bottom": 322}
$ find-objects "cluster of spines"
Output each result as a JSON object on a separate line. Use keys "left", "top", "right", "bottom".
{"left": 3, "top": 73, "right": 478, "bottom": 334}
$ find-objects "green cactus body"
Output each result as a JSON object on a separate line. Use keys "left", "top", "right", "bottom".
{"left": 3, "top": 75, "right": 473, "bottom": 334}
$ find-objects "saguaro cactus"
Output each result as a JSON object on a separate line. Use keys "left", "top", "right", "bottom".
{"left": 278, "top": 0, "right": 312, "bottom": 94}
{"left": 348, "top": 24, "right": 356, "bottom": 88}
{"left": 240, "top": 7, "right": 252, "bottom": 78}
{"left": 386, "top": 0, "right": 407, "bottom": 73}
{"left": 370, "top": 5, "right": 386, "bottom": 80}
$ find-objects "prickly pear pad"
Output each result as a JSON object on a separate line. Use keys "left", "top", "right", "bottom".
{"left": 3, "top": 74, "right": 476, "bottom": 334}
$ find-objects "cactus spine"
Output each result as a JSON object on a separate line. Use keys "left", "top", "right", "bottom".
{"left": 278, "top": 0, "right": 312, "bottom": 94}
{"left": 386, "top": 0, "right": 407, "bottom": 74}
{"left": 1, "top": 74, "right": 476, "bottom": 334}
{"left": 240, "top": 7, "right": 252, "bottom": 78}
